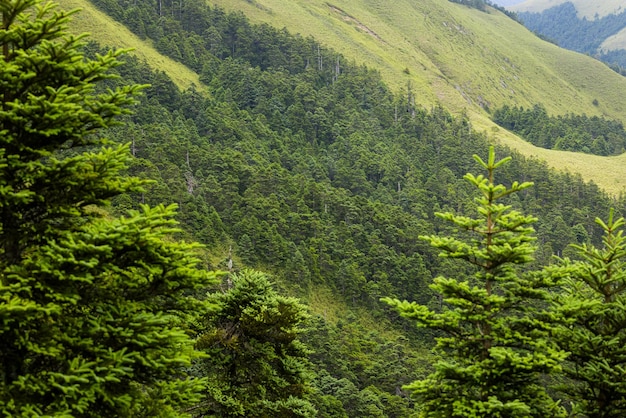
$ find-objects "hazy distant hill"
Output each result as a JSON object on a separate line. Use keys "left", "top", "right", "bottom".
{"left": 511, "top": 0, "right": 626, "bottom": 18}
{"left": 512, "top": 1, "right": 626, "bottom": 69}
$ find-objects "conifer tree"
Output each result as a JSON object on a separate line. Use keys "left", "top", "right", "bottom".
{"left": 552, "top": 210, "right": 626, "bottom": 417}
{"left": 0, "top": 1, "right": 216, "bottom": 416}
{"left": 194, "top": 270, "right": 316, "bottom": 417}
{"left": 382, "top": 147, "right": 566, "bottom": 417}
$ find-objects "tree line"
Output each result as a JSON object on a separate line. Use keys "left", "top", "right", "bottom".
{"left": 493, "top": 103, "right": 626, "bottom": 155}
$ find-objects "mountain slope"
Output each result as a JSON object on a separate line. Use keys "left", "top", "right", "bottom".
{"left": 63, "top": 0, "right": 202, "bottom": 90}
{"left": 15, "top": 2, "right": 625, "bottom": 415}
{"left": 208, "top": 0, "right": 625, "bottom": 118}
{"left": 67, "top": 0, "right": 626, "bottom": 194}
{"left": 207, "top": 0, "right": 626, "bottom": 195}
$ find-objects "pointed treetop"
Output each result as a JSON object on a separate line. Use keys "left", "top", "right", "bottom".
{"left": 473, "top": 146, "right": 512, "bottom": 172}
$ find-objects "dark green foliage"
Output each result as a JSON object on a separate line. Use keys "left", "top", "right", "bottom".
{"left": 194, "top": 270, "right": 316, "bottom": 417}
{"left": 493, "top": 104, "right": 626, "bottom": 155}
{"left": 89, "top": 0, "right": 344, "bottom": 85}
{"left": 102, "top": 47, "right": 614, "bottom": 305}
{"left": 552, "top": 210, "right": 626, "bottom": 417}
{"left": 0, "top": 1, "right": 217, "bottom": 415}
{"left": 5, "top": 0, "right": 626, "bottom": 416}
{"left": 382, "top": 148, "right": 567, "bottom": 417}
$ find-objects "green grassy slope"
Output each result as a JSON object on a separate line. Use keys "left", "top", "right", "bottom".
{"left": 61, "top": 0, "right": 203, "bottom": 91}
{"left": 209, "top": 0, "right": 626, "bottom": 195}
{"left": 209, "top": 0, "right": 626, "bottom": 118}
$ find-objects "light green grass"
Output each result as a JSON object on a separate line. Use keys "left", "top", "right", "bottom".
{"left": 208, "top": 0, "right": 626, "bottom": 118}
{"left": 209, "top": 0, "right": 626, "bottom": 195}
{"left": 304, "top": 284, "right": 432, "bottom": 356}
{"left": 62, "top": 0, "right": 203, "bottom": 91}
{"left": 487, "top": 123, "right": 626, "bottom": 196}
{"left": 304, "top": 284, "right": 346, "bottom": 324}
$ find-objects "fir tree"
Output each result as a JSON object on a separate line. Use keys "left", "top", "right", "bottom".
{"left": 194, "top": 270, "right": 316, "bottom": 417}
{"left": 552, "top": 210, "right": 626, "bottom": 417}
{"left": 0, "top": 1, "right": 216, "bottom": 415}
{"left": 382, "top": 147, "right": 566, "bottom": 417}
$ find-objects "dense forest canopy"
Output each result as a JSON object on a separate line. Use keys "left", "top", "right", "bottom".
{"left": 4, "top": 0, "right": 626, "bottom": 416}
{"left": 493, "top": 103, "right": 626, "bottom": 155}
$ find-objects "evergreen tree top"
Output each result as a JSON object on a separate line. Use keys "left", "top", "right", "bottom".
{"left": 383, "top": 147, "right": 566, "bottom": 417}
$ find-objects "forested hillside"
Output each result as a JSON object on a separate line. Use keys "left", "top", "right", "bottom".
{"left": 199, "top": 0, "right": 626, "bottom": 196}
{"left": 5, "top": 0, "right": 626, "bottom": 416}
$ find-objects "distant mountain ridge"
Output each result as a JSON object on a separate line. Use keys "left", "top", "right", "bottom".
{"left": 512, "top": 1, "right": 626, "bottom": 70}
{"left": 511, "top": 0, "right": 626, "bottom": 19}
